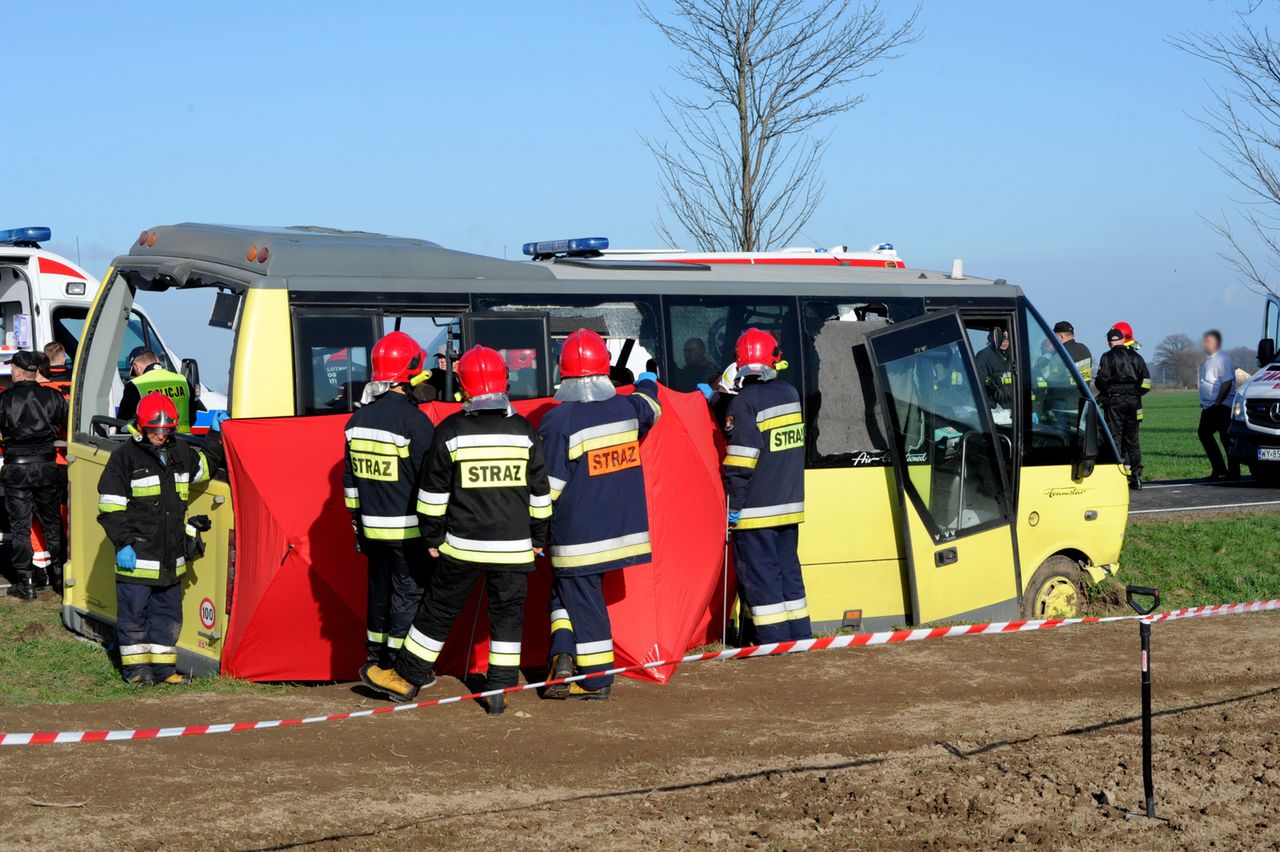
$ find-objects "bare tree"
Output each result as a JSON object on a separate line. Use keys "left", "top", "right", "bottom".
{"left": 1153, "top": 333, "right": 1201, "bottom": 388}
{"left": 640, "top": 0, "right": 920, "bottom": 251}
{"left": 1172, "top": 10, "right": 1280, "bottom": 296}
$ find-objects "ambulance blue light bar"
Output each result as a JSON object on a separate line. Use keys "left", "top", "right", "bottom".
{"left": 522, "top": 237, "right": 609, "bottom": 258}
{"left": 0, "top": 227, "right": 52, "bottom": 246}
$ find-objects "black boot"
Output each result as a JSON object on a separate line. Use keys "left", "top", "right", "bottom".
{"left": 543, "top": 653, "right": 574, "bottom": 699}
{"left": 483, "top": 692, "right": 508, "bottom": 717}
{"left": 7, "top": 580, "right": 37, "bottom": 601}
{"left": 1129, "top": 474, "right": 1143, "bottom": 491}
{"left": 32, "top": 570, "right": 49, "bottom": 591}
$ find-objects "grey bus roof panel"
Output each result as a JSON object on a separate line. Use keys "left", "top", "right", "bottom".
{"left": 113, "top": 223, "right": 1023, "bottom": 300}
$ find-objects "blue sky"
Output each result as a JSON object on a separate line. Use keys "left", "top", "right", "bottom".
{"left": 8, "top": 0, "right": 1270, "bottom": 371}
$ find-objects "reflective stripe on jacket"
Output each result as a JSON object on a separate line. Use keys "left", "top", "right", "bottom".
{"left": 342, "top": 392, "right": 434, "bottom": 542}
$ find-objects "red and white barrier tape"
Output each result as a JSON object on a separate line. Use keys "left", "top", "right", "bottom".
{"left": 3, "top": 598, "right": 1278, "bottom": 747}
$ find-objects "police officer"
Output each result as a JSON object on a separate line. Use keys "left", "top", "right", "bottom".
{"left": 0, "top": 351, "right": 68, "bottom": 599}
{"left": 1095, "top": 326, "right": 1152, "bottom": 490}
{"left": 97, "top": 392, "right": 220, "bottom": 684}
{"left": 1053, "top": 321, "right": 1093, "bottom": 383}
{"left": 118, "top": 349, "right": 193, "bottom": 433}
{"left": 975, "top": 327, "right": 1013, "bottom": 411}
{"left": 365, "top": 345, "right": 551, "bottom": 716}
{"left": 345, "top": 332, "right": 436, "bottom": 692}
{"left": 722, "top": 328, "right": 809, "bottom": 644}
{"left": 540, "top": 329, "right": 662, "bottom": 701}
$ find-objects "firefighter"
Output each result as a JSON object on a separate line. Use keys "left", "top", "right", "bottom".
{"left": 345, "top": 331, "right": 436, "bottom": 692}
{"left": 1053, "top": 321, "right": 1093, "bottom": 382}
{"left": 118, "top": 349, "right": 194, "bottom": 433}
{"left": 1095, "top": 326, "right": 1152, "bottom": 490}
{"left": 0, "top": 351, "right": 68, "bottom": 599}
{"left": 722, "top": 328, "right": 809, "bottom": 644}
{"left": 974, "top": 327, "right": 1013, "bottom": 411}
{"left": 364, "top": 345, "right": 551, "bottom": 716}
{"left": 97, "top": 392, "right": 220, "bottom": 684}
{"left": 539, "top": 329, "right": 662, "bottom": 701}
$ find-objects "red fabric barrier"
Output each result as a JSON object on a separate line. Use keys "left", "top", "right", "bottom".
{"left": 220, "top": 387, "right": 727, "bottom": 683}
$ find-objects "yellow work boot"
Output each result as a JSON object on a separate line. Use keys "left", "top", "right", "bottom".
{"left": 543, "top": 653, "right": 574, "bottom": 700}
{"left": 364, "top": 666, "right": 422, "bottom": 702}
{"left": 158, "top": 673, "right": 191, "bottom": 686}
{"left": 566, "top": 682, "right": 611, "bottom": 701}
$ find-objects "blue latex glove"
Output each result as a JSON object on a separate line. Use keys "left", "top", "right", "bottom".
{"left": 727, "top": 510, "right": 740, "bottom": 526}
{"left": 697, "top": 383, "right": 714, "bottom": 400}
{"left": 209, "top": 410, "right": 231, "bottom": 432}
{"left": 637, "top": 371, "right": 659, "bottom": 384}
{"left": 116, "top": 545, "right": 137, "bottom": 570}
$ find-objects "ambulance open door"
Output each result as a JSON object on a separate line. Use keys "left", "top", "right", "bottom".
{"left": 864, "top": 310, "right": 1022, "bottom": 625}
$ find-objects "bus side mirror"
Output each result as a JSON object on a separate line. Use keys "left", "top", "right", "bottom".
{"left": 182, "top": 358, "right": 202, "bottom": 401}
{"left": 1258, "top": 338, "right": 1276, "bottom": 368}
{"left": 1073, "top": 399, "right": 1099, "bottom": 480}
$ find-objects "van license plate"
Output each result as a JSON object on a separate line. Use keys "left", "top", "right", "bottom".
{"left": 1259, "top": 448, "right": 1280, "bottom": 461}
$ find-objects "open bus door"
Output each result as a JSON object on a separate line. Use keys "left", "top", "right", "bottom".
{"left": 865, "top": 310, "right": 1022, "bottom": 625}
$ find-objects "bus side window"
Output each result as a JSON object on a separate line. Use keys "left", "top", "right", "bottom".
{"left": 292, "top": 311, "right": 378, "bottom": 415}
{"left": 801, "top": 298, "right": 923, "bottom": 467}
{"left": 664, "top": 297, "right": 800, "bottom": 394}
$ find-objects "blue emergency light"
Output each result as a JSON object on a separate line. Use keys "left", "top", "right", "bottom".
{"left": 521, "top": 237, "right": 609, "bottom": 258}
{"left": 0, "top": 227, "right": 52, "bottom": 247}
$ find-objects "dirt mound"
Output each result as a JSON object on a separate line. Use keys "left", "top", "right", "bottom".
{"left": 0, "top": 613, "right": 1277, "bottom": 849}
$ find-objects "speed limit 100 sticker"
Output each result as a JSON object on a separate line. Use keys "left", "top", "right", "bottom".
{"left": 199, "top": 597, "right": 217, "bottom": 630}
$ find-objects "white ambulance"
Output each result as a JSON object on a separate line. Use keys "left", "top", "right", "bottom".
{"left": 1229, "top": 293, "right": 1280, "bottom": 483}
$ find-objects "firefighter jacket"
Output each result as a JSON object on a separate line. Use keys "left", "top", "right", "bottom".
{"left": 0, "top": 380, "right": 67, "bottom": 458}
{"left": 1063, "top": 339, "right": 1094, "bottom": 383}
{"left": 97, "top": 435, "right": 219, "bottom": 586}
{"left": 975, "top": 341, "right": 1013, "bottom": 409}
{"left": 415, "top": 406, "right": 551, "bottom": 570}
{"left": 538, "top": 379, "right": 662, "bottom": 575}
{"left": 722, "top": 377, "right": 805, "bottom": 530}
{"left": 342, "top": 391, "right": 434, "bottom": 542}
{"left": 1095, "top": 346, "right": 1151, "bottom": 400}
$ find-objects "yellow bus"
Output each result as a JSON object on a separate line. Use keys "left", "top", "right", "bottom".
{"left": 64, "top": 224, "right": 1128, "bottom": 675}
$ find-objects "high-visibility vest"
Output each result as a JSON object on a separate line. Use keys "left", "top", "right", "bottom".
{"left": 130, "top": 368, "right": 192, "bottom": 433}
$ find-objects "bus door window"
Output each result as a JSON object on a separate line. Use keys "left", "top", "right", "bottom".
{"left": 292, "top": 310, "right": 378, "bottom": 415}
{"left": 880, "top": 338, "right": 1005, "bottom": 535}
{"left": 471, "top": 296, "right": 661, "bottom": 390}
{"left": 965, "top": 319, "right": 1015, "bottom": 425}
{"left": 801, "top": 298, "right": 924, "bottom": 467}
{"left": 664, "top": 296, "right": 800, "bottom": 393}
{"left": 462, "top": 311, "right": 551, "bottom": 399}
{"left": 51, "top": 306, "right": 89, "bottom": 360}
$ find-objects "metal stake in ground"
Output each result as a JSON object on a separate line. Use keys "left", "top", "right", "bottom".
{"left": 1124, "top": 585, "right": 1167, "bottom": 824}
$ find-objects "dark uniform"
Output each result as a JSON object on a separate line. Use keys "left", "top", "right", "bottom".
{"left": 97, "top": 435, "right": 218, "bottom": 682}
{"left": 0, "top": 373, "right": 68, "bottom": 595}
{"left": 723, "top": 376, "right": 809, "bottom": 644}
{"left": 539, "top": 378, "right": 662, "bottom": 690}
{"left": 343, "top": 391, "right": 435, "bottom": 668}
{"left": 974, "top": 330, "right": 1013, "bottom": 409}
{"left": 1095, "top": 344, "right": 1151, "bottom": 483}
{"left": 1063, "top": 339, "right": 1094, "bottom": 383}
{"left": 395, "top": 405, "right": 551, "bottom": 690}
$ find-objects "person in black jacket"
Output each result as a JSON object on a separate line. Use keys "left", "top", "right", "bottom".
{"left": 1095, "top": 327, "right": 1152, "bottom": 490}
{"left": 365, "top": 345, "right": 551, "bottom": 716}
{"left": 97, "top": 392, "right": 220, "bottom": 684}
{"left": 345, "top": 332, "right": 436, "bottom": 688}
{"left": 975, "top": 327, "right": 1014, "bottom": 411}
{"left": 1, "top": 351, "right": 68, "bottom": 599}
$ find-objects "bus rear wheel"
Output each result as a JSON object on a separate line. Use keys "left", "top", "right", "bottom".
{"left": 1022, "top": 556, "right": 1083, "bottom": 620}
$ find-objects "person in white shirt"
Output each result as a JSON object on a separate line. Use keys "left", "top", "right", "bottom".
{"left": 1198, "top": 330, "right": 1240, "bottom": 481}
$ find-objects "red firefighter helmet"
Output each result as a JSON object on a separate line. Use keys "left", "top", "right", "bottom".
{"left": 1111, "top": 321, "right": 1135, "bottom": 344}
{"left": 456, "top": 345, "right": 509, "bottom": 398}
{"left": 734, "top": 327, "right": 781, "bottom": 369}
{"left": 137, "top": 392, "right": 179, "bottom": 432}
{"left": 370, "top": 331, "right": 425, "bottom": 383}
{"left": 505, "top": 348, "right": 537, "bottom": 372}
{"left": 559, "top": 329, "right": 611, "bottom": 378}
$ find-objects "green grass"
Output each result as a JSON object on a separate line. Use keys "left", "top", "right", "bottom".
{"left": 1138, "top": 390, "right": 1211, "bottom": 481}
{"left": 1113, "top": 514, "right": 1280, "bottom": 611}
{"left": 0, "top": 596, "right": 277, "bottom": 707}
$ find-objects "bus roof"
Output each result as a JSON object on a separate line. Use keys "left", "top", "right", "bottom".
{"left": 119, "top": 223, "right": 1021, "bottom": 299}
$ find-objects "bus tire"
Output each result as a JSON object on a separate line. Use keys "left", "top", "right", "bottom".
{"left": 1021, "top": 556, "right": 1083, "bottom": 620}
